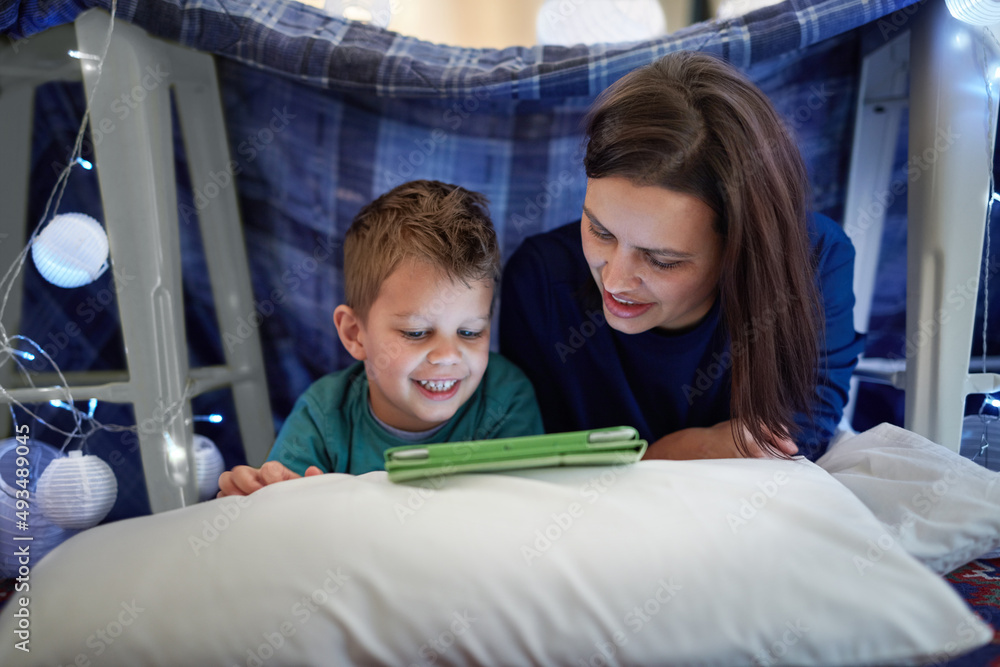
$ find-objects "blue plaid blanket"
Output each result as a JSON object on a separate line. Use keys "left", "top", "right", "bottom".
{"left": 4, "top": 0, "right": 918, "bottom": 516}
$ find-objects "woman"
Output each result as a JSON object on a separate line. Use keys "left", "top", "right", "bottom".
{"left": 499, "top": 51, "right": 864, "bottom": 460}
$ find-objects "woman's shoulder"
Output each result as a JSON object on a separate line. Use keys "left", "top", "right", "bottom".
{"left": 509, "top": 221, "right": 583, "bottom": 262}
{"left": 506, "top": 221, "right": 589, "bottom": 284}
{"left": 807, "top": 211, "right": 856, "bottom": 269}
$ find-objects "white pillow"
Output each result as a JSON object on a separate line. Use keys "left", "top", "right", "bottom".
{"left": 817, "top": 422, "right": 1000, "bottom": 574}
{"left": 0, "top": 458, "right": 991, "bottom": 666}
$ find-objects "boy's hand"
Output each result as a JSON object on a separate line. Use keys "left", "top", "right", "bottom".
{"left": 217, "top": 461, "right": 324, "bottom": 497}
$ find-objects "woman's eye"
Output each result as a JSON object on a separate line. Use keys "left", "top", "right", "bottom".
{"left": 401, "top": 331, "right": 428, "bottom": 340}
{"left": 648, "top": 257, "right": 680, "bottom": 270}
{"left": 587, "top": 223, "right": 613, "bottom": 240}
{"left": 459, "top": 330, "right": 484, "bottom": 339}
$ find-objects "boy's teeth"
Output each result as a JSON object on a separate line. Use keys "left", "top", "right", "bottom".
{"left": 418, "top": 379, "right": 457, "bottom": 392}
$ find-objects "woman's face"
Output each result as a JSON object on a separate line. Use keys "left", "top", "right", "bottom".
{"left": 581, "top": 176, "right": 724, "bottom": 335}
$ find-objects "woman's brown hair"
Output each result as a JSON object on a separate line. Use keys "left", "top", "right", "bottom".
{"left": 583, "top": 51, "right": 822, "bottom": 457}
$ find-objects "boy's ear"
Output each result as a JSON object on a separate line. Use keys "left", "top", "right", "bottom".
{"left": 333, "top": 305, "right": 367, "bottom": 361}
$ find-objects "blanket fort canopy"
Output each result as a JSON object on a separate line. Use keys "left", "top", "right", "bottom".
{"left": 2, "top": 0, "right": 926, "bottom": 519}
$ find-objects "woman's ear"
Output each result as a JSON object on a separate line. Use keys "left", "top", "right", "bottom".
{"left": 333, "top": 305, "right": 367, "bottom": 361}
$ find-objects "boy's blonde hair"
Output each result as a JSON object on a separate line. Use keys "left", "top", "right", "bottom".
{"left": 344, "top": 180, "right": 501, "bottom": 320}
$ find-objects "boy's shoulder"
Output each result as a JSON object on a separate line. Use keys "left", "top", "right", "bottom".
{"left": 481, "top": 351, "right": 533, "bottom": 388}
{"left": 295, "top": 360, "right": 367, "bottom": 409}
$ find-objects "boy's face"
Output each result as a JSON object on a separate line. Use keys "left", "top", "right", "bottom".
{"left": 356, "top": 258, "right": 493, "bottom": 432}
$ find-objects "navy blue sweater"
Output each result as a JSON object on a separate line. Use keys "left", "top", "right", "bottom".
{"left": 499, "top": 216, "right": 865, "bottom": 461}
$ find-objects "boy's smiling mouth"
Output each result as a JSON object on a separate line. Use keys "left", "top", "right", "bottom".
{"left": 413, "top": 378, "right": 462, "bottom": 401}
{"left": 417, "top": 379, "right": 458, "bottom": 392}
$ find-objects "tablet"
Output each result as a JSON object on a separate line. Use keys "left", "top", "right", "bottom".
{"left": 384, "top": 426, "right": 648, "bottom": 483}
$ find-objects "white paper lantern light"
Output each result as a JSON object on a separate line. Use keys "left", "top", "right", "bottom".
{"left": 194, "top": 434, "right": 225, "bottom": 501}
{"left": 0, "top": 438, "right": 78, "bottom": 578}
{"left": 37, "top": 450, "right": 117, "bottom": 530}
{"left": 31, "top": 212, "right": 110, "bottom": 288}
{"left": 325, "top": 0, "right": 393, "bottom": 28}
{"left": 536, "top": 0, "right": 666, "bottom": 46}
{"left": 945, "top": 0, "right": 1000, "bottom": 25}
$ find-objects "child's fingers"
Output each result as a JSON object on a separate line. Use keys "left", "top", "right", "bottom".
{"left": 216, "top": 471, "right": 237, "bottom": 497}
{"left": 259, "top": 460, "right": 300, "bottom": 486}
{"left": 304, "top": 466, "right": 324, "bottom": 477}
{"left": 217, "top": 467, "right": 259, "bottom": 496}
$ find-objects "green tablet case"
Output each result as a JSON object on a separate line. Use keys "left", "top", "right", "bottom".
{"left": 384, "top": 426, "right": 648, "bottom": 483}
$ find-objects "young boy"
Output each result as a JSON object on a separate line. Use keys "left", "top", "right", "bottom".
{"left": 218, "top": 180, "right": 544, "bottom": 496}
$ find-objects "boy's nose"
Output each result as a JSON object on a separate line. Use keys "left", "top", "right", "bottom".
{"left": 426, "top": 337, "right": 461, "bottom": 365}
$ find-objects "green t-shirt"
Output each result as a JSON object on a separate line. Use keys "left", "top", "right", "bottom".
{"left": 267, "top": 352, "right": 544, "bottom": 475}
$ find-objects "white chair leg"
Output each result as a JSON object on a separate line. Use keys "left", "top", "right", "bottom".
{"left": 75, "top": 11, "right": 198, "bottom": 510}
{"left": 906, "top": 3, "right": 1000, "bottom": 450}
{"left": 171, "top": 51, "right": 275, "bottom": 466}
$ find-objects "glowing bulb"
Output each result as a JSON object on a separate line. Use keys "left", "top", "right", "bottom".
{"left": 11, "top": 350, "right": 34, "bottom": 361}
{"left": 191, "top": 414, "right": 222, "bottom": 424}
{"left": 163, "top": 432, "right": 190, "bottom": 488}
{"left": 87, "top": 398, "right": 98, "bottom": 418}
{"left": 31, "top": 213, "right": 109, "bottom": 288}
{"left": 193, "top": 413, "right": 224, "bottom": 423}
{"left": 536, "top": 0, "right": 666, "bottom": 45}
{"left": 75, "top": 157, "right": 93, "bottom": 170}
{"left": 67, "top": 50, "right": 100, "bottom": 61}
{"left": 342, "top": 6, "right": 373, "bottom": 21}
{"left": 945, "top": 0, "right": 1000, "bottom": 25}
{"left": 325, "top": 1, "right": 392, "bottom": 28}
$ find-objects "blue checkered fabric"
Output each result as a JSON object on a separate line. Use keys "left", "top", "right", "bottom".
{"left": 3, "top": 0, "right": 920, "bottom": 518}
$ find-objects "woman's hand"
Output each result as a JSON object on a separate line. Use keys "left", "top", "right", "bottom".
{"left": 217, "top": 460, "right": 324, "bottom": 497}
{"left": 643, "top": 420, "right": 798, "bottom": 460}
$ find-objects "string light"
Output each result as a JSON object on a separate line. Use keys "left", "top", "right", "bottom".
{"left": 192, "top": 414, "right": 223, "bottom": 423}
{"left": 66, "top": 50, "right": 101, "bottom": 61}
{"left": 30, "top": 212, "right": 110, "bottom": 288}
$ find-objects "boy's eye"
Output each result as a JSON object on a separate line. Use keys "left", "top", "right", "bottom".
{"left": 587, "top": 223, "right": 613, "bottom": 241}
{"left": 400, "top": 331, "right": 428, "bottom": 340}
{"left": 458, "top": 330, "right": 484, "bottom": 339}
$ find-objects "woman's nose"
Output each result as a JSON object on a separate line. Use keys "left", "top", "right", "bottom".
{"left": 601, "top": 249, "right": 642, "bottom": 293}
